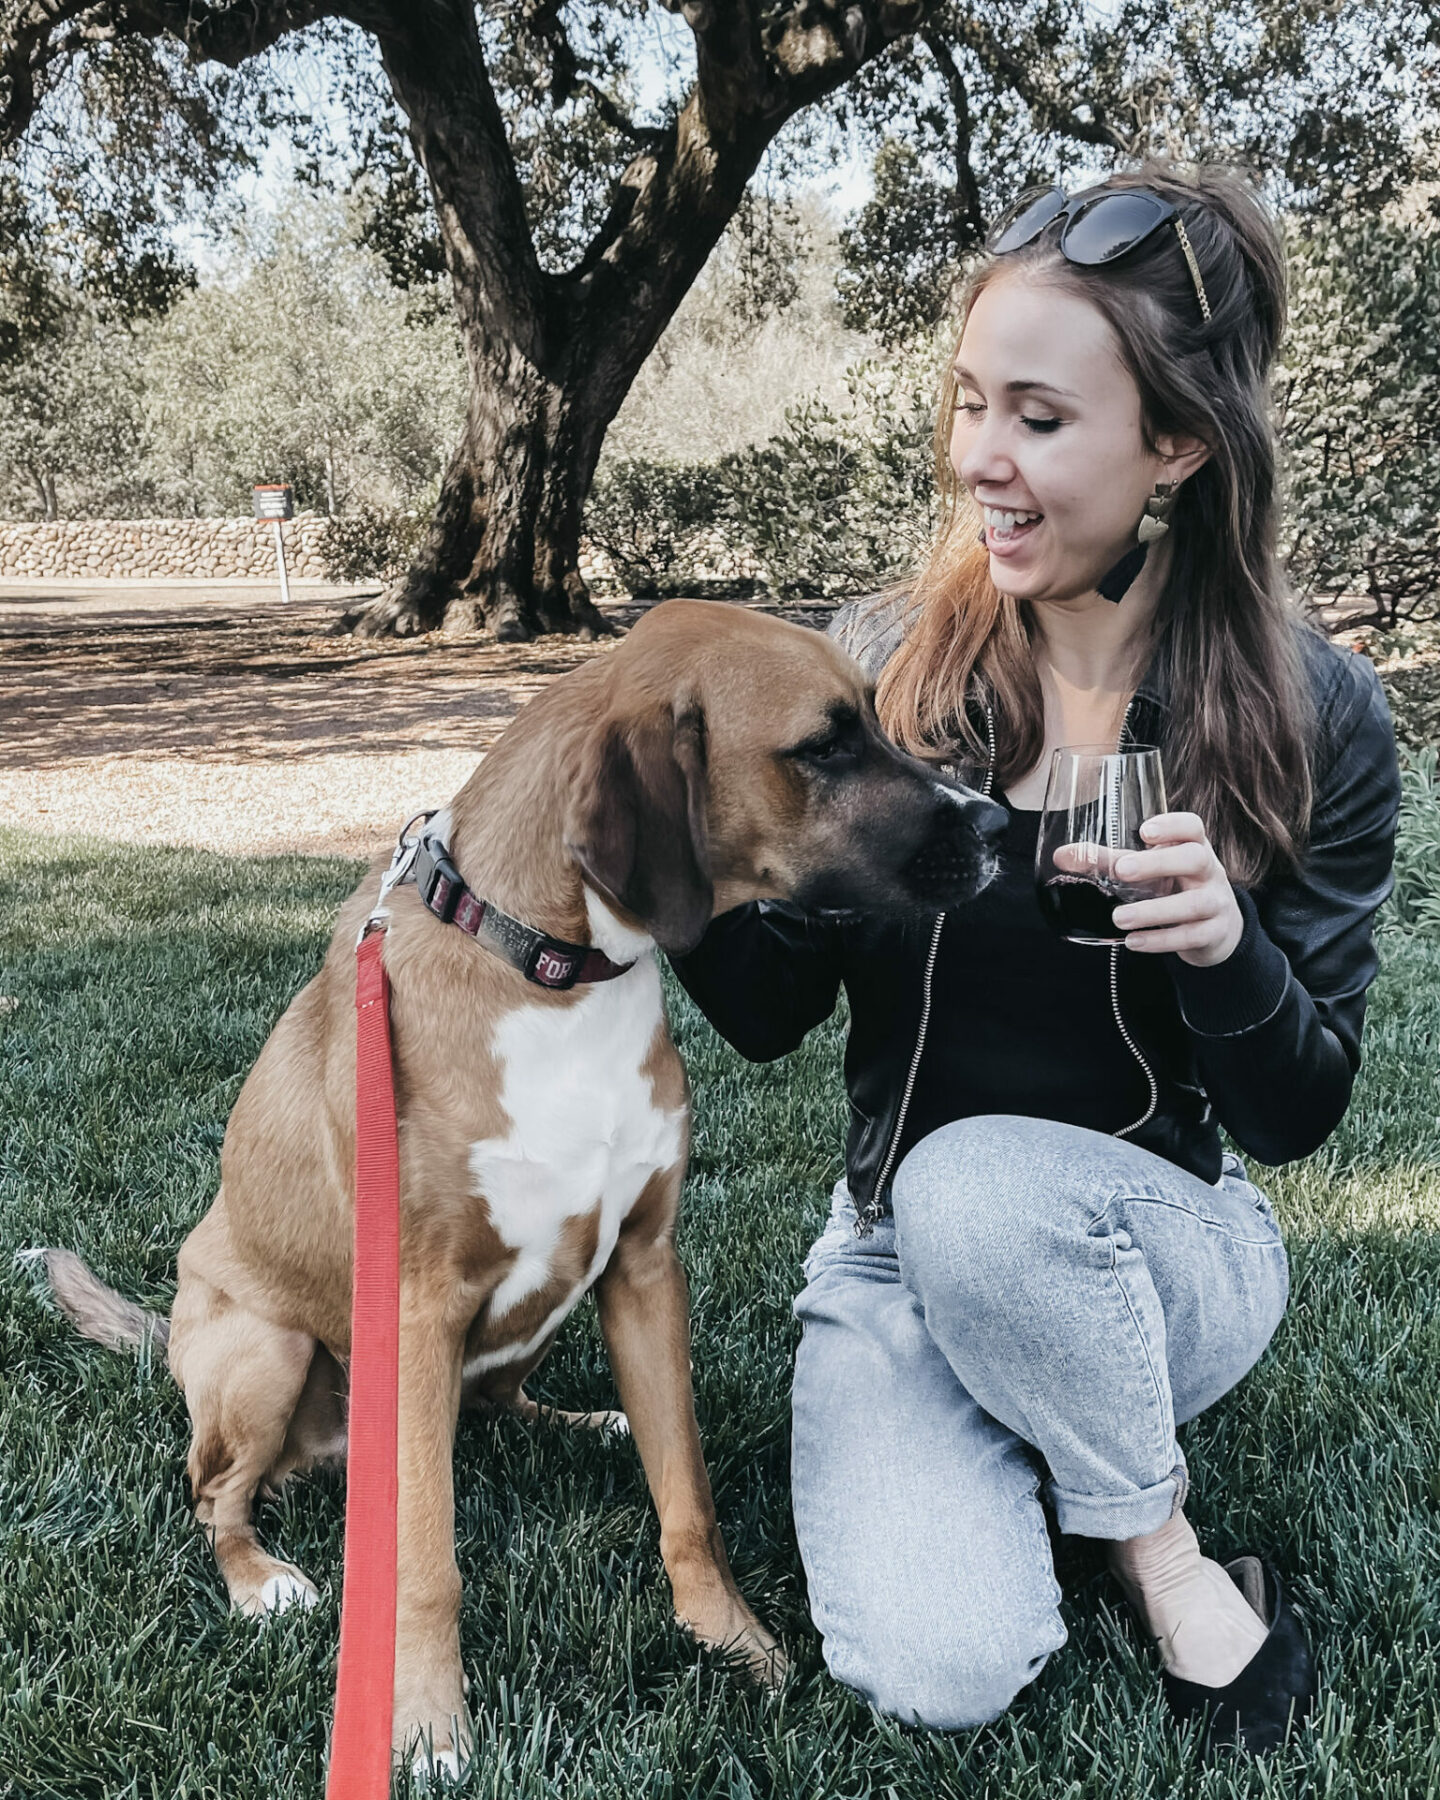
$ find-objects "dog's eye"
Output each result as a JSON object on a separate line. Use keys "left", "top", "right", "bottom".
{"left": 796, "top": 734, "right": 858, "bottom": 766}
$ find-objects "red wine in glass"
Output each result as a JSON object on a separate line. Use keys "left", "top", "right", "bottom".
{"left": 1035, "top": 746, "right": 1169, "bottom": 946}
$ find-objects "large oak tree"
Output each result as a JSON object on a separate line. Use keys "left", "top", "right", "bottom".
{"left": 4, "top": 1, "right": 957, "bottom": 639}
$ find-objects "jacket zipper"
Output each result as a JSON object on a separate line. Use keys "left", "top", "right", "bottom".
{"left": 855, "top": 704, "right": 996, "bottom": 1236}
{"left": 856, "top": 694, "right": 1158, "bottom": 1232}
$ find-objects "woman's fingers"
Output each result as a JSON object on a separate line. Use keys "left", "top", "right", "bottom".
{"left": 1114, "top": 840, "right": 1213, "bottom": 885}
{"left": 1111, "top": 888, "right": 1212, "bottom": 930}
{"left": 1138, "top": 811, "right": 1208, "bottom": 844}
{"left": 1121, "top": 923, "right": 1222, "bottom": 955}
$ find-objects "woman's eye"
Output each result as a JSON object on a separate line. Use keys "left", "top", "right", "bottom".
{"left": 959, "top": 402, "right": 1061, "bottom": 434}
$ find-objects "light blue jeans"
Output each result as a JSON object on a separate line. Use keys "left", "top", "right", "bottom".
{"left": 790, "top": 1114, "right": 1290, "bottom": 1730}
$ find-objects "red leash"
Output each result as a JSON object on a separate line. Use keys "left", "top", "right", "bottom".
{"left": 326, "top": 926, "right": 400, "bottom": 1799}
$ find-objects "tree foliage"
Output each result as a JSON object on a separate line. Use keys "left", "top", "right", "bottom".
{"left": 0, "top": 191, "right": 465, "bottom": 520}
{"left": 1278, "top": 203, "right": 1440, "bottom": 627}
{"left": 834, "top": 0, "right": 1440, "bottom": 343}
{"left": 139, "top": 196, "right": 465, "bottom": 517}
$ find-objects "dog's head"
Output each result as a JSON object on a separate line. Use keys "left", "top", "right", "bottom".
{"left": 565, "top": 600, "right": 1007, "bottom": 954}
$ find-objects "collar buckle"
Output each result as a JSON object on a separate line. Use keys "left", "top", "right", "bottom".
{"left": 417, "top": 844, "right": 464, "bottom": 923}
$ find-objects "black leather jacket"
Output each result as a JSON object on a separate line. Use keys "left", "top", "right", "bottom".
{"left": 668, "top": 593, "right": 1402, "bottom": 1227}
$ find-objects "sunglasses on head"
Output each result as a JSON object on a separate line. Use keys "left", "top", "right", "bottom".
{"left": 985, "top": 184, "right": 1211, "bottom": 323}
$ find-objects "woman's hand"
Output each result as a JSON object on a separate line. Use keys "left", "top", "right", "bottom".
{"left": 1109, "top": 812, "right": 1244, "bottom": 967}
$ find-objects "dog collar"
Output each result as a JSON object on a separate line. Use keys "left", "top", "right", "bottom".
{"left": 403, "top": 821, "right": 636, "bottom": 990}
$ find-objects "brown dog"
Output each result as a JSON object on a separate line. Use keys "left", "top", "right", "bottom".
{"left": 43, "top": 599, "right": 1005, "bottom": 1775}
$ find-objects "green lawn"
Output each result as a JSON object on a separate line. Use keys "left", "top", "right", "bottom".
{"left": 3, "top": 824, "right": 1439, "bottom": 1799}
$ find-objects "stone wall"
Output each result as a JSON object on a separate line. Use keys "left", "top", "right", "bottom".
{"left": 0, "top": 514, "right": 332, "bottom": 580}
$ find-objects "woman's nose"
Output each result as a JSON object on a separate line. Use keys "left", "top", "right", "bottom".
{"left": 955, "top": 417, "right": 1015, "bottom": 495}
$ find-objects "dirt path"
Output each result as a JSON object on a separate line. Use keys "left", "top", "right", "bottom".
{"left": 0, "top": 580, "right": 836, "bottom": 856}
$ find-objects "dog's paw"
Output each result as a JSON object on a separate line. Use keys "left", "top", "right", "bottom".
{"left": 406, "top": 1719, "right": 472, "bottom": 1789}
{"left": 248, "top": 1571, "right": 319, "bottom": 1619}
{"left": 600, "top": 1409, "right": 630, "bottom": 1439}
{"left": 411, "top": 1743, "right": 465, "bottom": 1787}
{"left": 677, "top": 1597, "right": 788, "bottom": 1691}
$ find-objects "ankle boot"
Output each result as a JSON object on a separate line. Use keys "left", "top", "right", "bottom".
{"left": 1159, "top": 1556, "right": 1317, "bottom": 1757}
{"left": 1110, "top": 1514, "right": 1317, "bottom": 1757}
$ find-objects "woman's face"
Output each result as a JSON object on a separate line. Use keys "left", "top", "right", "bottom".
{"left": 948, "top": 273, "right": 1197, "bottom": 605}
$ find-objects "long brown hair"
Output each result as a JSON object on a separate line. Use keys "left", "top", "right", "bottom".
{"left": 873, "top": 159, "right": 1314, "bottom": 886}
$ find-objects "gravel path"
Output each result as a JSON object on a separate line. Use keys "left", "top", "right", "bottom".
{"left": 1, "top": 579, "right": 834, "bottom": 857}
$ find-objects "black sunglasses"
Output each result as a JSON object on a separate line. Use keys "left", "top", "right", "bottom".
{"left": 985, "top": 184, "right": 1211, "bottom": 322}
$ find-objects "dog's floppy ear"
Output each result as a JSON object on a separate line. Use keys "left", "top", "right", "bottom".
{"left": 566, "top": 698, "right": 712, "bottom": 954}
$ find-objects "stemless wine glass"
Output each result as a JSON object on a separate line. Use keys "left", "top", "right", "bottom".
{"left": 1035, "top": 746, "right": 1170, "bottom": 946}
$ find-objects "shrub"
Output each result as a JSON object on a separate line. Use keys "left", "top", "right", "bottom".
{"left": 718, "top": 348, "right": 941, "bottom": 597}
{"left": 1278, "top": 211, "right": 1440, "bottom": 627}
{"left": 319, "top": 502, "right": 430, "bottom": 583}
{"left": 582, "top": 457, "right": 753, "bottom": 597}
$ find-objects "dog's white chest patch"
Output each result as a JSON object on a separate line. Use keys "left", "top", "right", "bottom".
{"left": 464, "top": 951, "right": 684, "bottom": 1375}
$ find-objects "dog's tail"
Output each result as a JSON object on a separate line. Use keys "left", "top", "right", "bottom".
{"left": 20, "top": 1247, "right": 171, "bottom": 1353}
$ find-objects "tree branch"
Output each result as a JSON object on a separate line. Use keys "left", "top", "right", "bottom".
{"left": 953, "top": 14, "right": 1133, "bottom": 154}
{"left": 362, "top": 1, "right": 547, "bottom": 356}
{"left": 122, "top": 0, "right": 339, "bottom": 67}
{"left": 1, "top": 1, "right": 103, "bottom": 146}
{"left": 2, "top": 0, "right": 342, "bottom": 148}
{"left": 660, "top": 0, "right": 933, "bottom": 136}
{"left": 566, "top": 0, "right": 937, "bottom": 408}
{"left": 919, "top": 25, "right": 984, "bottom": 245}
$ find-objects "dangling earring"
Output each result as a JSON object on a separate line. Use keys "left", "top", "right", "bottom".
{"left": 976, "top": 523, "right": 987, "bottom": 546}
{"left": 1137, "top": 479, "right": 1179, "bottom": 544}
{"left": 1096, "top": 479, "right": 1181, "bottom": 603}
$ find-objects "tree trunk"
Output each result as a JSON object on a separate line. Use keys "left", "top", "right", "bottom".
{"left": 347, "top": 0, "right": 935, "bottom": 642}
{"left": 352, "top": 333, "right": 615, "bottom": 641}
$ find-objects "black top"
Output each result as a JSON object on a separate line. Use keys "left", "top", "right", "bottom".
{"left": 667, "top": 618, "right": 1402, "bottom": 1221}
{"left": 913, "top": 800, "right": 1169, "bottom": 1139}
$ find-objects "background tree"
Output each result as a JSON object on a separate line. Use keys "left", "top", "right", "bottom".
{"left": 140, "top": 194, "right": 466, "bottom": 519}
{"left": 0, "top": 279, "right": 144, "bottom": 518}
{"left": 1277, "top": 198, "right": 1440, "bottom": 628}
{"left": 2, "top": 0, "right": 1435, "bottom": 637}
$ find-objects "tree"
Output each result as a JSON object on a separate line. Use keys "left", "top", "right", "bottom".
{"left": 139, "top": 194, "right": 465, "bottom": 518}
{"left": 1277, "top": 197, "right": 1440, "bottom": 627}
{"left": 3, "top": 0, "right": 1435, "bottom": 637}
{"left": 3, "top": 1, "right": 953, "bottom": 639}
{"left": 0, "top": 280, "right": 144, "bottom": 517}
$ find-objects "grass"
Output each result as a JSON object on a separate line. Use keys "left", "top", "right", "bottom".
{"left": 2, "top": 824, "right": 1439, "bottom": 1799}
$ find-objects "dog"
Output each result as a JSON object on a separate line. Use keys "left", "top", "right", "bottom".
{"left": 41, "top": 598, "right": 1006, "bottom": 1775}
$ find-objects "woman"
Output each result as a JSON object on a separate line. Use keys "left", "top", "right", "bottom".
{"left": 667, "top": 160, "right": 1400, "bottom": 1754}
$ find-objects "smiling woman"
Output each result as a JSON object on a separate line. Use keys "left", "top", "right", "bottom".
{"left": 667, "top": 156, "right": 1402, "bottom": 1763}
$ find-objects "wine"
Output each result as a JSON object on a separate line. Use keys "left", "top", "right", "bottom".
{"left": 1036, "top": 746, "right": 1168, "bottom": 946}
{"left": 1038, "top": 874, "right": 1127, "bottom": 944}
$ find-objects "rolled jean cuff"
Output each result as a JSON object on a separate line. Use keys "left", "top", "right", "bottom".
{"left": 1046, "top": 1459, "right": 1190, "bottom": 1540}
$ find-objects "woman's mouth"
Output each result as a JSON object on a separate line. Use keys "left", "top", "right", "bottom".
{"left": 982, "top": 507, "right": 1044, "bottom": 556}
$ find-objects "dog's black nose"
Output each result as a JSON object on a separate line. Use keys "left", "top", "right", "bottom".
{"left": 969, "top": 798, "right": 1008, "bottom": 845}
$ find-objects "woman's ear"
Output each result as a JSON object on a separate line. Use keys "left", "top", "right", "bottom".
{"left": 1154, "top": 432, "right": 1211, "bottom": 484}
{"left": 565, "top": 699, "right": 713, "bottom": 954}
